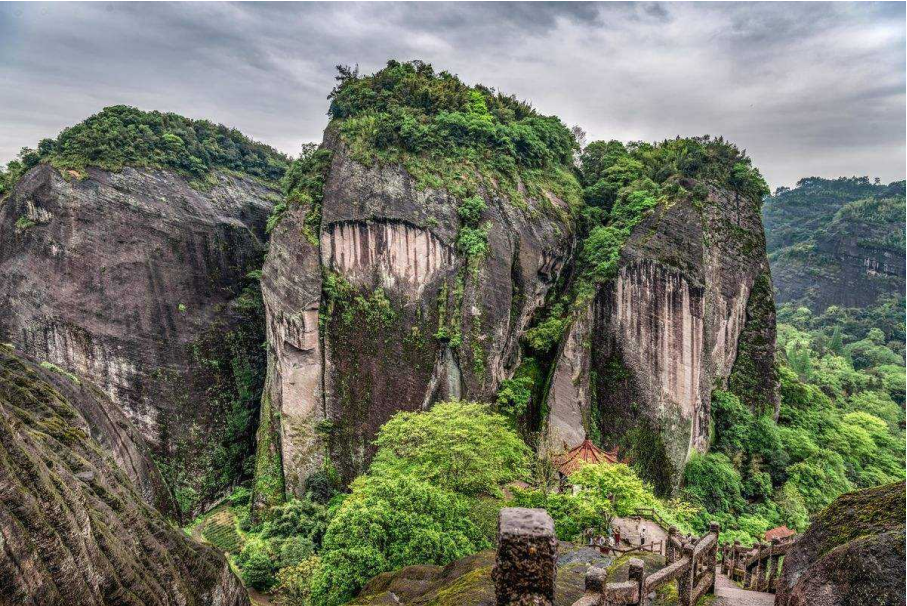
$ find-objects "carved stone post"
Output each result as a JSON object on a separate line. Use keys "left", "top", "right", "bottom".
{"left": 731, "top": 541, "right": 741, "bottom": 581}
{"left": 708, "top": 522, "right": 720, "bottom": 593}
{"left": 666, "top": 526, "right": 677, "bottom": 563}
{"left": 754, "top": 542, "right": 767, "bottom": 591}
{"left": 678, "top": 543, "right": 695, "bottom": 606}
{"left": 743, "top": 544, "right": 755, "bottom": 589}
{"left": 494, "top": 508, "right": 558, "bottom": 606}
{"left": 628, "top": 558, "right": 644, "bottom": 606}
{"left": 766, "top": 538, "right": 780, "bottom": 592}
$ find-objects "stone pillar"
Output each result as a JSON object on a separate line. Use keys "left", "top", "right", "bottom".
{"left": 754, "top": 542, "right": 767, "bottom": 591}
{"left": 628, "top": 558, "right": 645, "bottom": 605}
{"left": 708, "top": 522, "right": 720, "bottom": 593}
{"left": 766, "top": 538, "right": 780, "bottom": 592}
{"left": 743, "top": 544, "right": 755, "bottom": 589}
{"left": 678, "top": 543, "right": 695, "bottom": 606}
{"left": 731, "top": 541, "right": 741, "bottom": 581}
{"left": 494, "top": 508, "right": 558, "bottom": 606}
{"left": 666, "top": 526, "right": 677, "bottom": 563}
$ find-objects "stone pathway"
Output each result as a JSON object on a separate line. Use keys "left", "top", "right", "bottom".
{"left": 713, "top": 572, "right": 775, "bottom": 606}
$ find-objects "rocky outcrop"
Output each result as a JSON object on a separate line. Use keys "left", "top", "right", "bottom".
{"left": 0, "top": 163, "right": 276, "bottom": 511}
{"left": 9, "top": 349, "right": 176, "bottom": 515}
{"left": 776, "top": 481, "right": 906, "bottom": 606}
{"left": 546, "top": 183, "right": 777, "bottom": 488}
{"left": 0, "top": 346, "right": 249, "bottom": 606}
{"left": 261, "top": 131, "right": 575, "bottom": 493}
{"left": 349, "top": 545, "right": 668, "bottom": 606}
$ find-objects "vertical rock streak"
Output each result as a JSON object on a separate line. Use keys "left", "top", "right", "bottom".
{"left": 614, "top": 261, "right": 703, "bottom": 420}
{"left": 325, "top": 221, "right": 454, "bottom": 296}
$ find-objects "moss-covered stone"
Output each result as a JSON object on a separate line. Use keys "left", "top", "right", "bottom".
{"left": 727, "top": 270, "right": 780, "bottom": 417}
{"left": 0, "top": 348, "right": 248, "bottom": 605}
{"left": 776, "top": 481, "right": 906, "bottom": 606}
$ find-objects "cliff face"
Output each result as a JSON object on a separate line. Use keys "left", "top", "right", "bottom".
{"left": 546, "top": 183, "right": 777, "bottom": 488}
{"left": 0, "top": 163, "right": 276, "bottom": 511}
{"left": 763, "top": 178, "right": 905, "bottom": 311}
{"left": 9, "top": 350, "right": 176, "bottom": 515}
{"left": 775, "top": 481, "right": 906, "bottom": 606}
{"left": 0, "top": 346, "right": 248, "bottom": 606}
{"left": 261, "top": 132, "right": 575, "bottom": 493}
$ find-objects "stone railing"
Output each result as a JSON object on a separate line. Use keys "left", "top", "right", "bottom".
{"left": 494, "top": 508, "right": 720, "bottom": 606}
{"left": 720, "top": 535, "right": 798, "bottom": 593}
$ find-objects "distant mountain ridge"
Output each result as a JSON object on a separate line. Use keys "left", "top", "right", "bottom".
{"left": 763, "top": 176, "right": 905, "bottom": 311}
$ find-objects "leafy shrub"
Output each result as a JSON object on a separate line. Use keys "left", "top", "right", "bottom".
{"left": 524, "top": 307, "right": 569, "bottom": 354}
{"left": 274, "top": 557, "right": 321, "bottom": 606}
{"left": 311, "top": 475, "right": 487, "bottom": 606}
{"left": 239, "top": 542, "right": 278, "bottom": 591}
{"left": 262, "top": 498, "right": 330, "bottom": 548}
{"left": 279, "top": 536, "right": 315, "bottom": 568}
{"left": 785, "top": 450, "right": 852, "bottom": 514}
{"left": 510, "top": 488, "right": 601, "bottom": 541}
{"left": 496, "top": 376, "right": 534, "bottom": 417}
{"left": 682, "top": 453, "right": 745, "bottom": 516}
{"left": 369, "top": 401, "right": 530, "bottom": 497}
{"left": 229, "top": 486, "right": 252, "bottom": 507}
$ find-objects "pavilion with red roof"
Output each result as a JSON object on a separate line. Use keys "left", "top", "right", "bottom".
{"left": 555, "top": 439, "right": 620, "bottom": 477}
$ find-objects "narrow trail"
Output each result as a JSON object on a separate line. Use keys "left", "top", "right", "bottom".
{"left": 712, "top": 572, "right": 775, "bottom": 606}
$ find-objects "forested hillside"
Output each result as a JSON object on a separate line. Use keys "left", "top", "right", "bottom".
{"left": 763, "top": 176, "right": 905, "bottom": 310}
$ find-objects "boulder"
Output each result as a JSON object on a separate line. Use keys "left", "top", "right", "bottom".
{"left": 776, "top": 481, "right": 906, "bottom": 606}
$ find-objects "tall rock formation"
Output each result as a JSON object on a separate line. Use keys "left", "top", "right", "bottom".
{"left": 260, "top": 130, "right": 575, "bottom": 494}
{"left": 544, "top": 150, "right": 778, "bottom": 491}
{"left": 0, "top": 152, "right": 280, "bottom": 512}
{"left": 0, "top": 346, "right": 248, "bottom": 606}
{"left": 763, "top": 177, "right": 905, "bottom": 311}
{"left": 254, "top": 64, "right": 779, "bottom": 503}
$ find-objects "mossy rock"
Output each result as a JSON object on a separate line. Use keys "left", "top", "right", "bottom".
{"left": 776, "top": 481, "right": 906, "bottom": 606}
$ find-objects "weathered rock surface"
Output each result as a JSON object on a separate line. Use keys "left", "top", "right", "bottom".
{"left": 0, "top": 346, "right": 249, "bottom": 606}
{"left": 546, "top": 183, "right": 777, "bottom": 487}
{"left": 775, "top": 481, "right": 906, "bottom": 606}
{"left": 9, "top": 350, "right": 175, "bottom": 515}
{"left": 0, "top": 163, "right": 276, "bottom": 509}
{"left": 262, "top": 132, "right": 575, "bottom": 491}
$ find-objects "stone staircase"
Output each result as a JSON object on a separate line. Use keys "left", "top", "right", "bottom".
{"left": 713, "top": 572, "right": 775, "bottom": 606}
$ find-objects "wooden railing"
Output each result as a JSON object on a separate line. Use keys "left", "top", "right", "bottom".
{"left": 720, "top": 535, "right": 798, "bottom": 593}
{"left": 630, "top": 507, "right": 670, "bottom": 531}
{"left": 609, "top": 539, "right": 664, "bottom": 556}
{"left": 571, "top": 522, "right": 721, "bottom": 606}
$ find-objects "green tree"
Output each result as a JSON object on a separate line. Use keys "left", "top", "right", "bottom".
{"left": 311, "top": 475, "right": 487, "bottom": 606}
{"left": 682, "top": 453, "right": 745, "bottom": 516}
{"left": 369, "top": 401, "right": 530, "bottom": 497}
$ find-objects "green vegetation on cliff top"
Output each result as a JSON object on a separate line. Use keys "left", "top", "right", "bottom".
{"left": 327, "top": 59, "right": 583, "bottom": 212}
{"left": 0, "top": 105, "right": 289, "bottom": 195}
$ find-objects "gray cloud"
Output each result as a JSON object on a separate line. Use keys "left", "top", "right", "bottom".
{"left": 0, "top": 1, "right": 903, "bottom": 188}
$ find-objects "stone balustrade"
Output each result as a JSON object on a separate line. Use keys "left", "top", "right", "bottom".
{"left": 494, "top": 509, "right": 721, "bottom": 606}
{"left": 720, "top": 534, "right": 799, "bottom": 593}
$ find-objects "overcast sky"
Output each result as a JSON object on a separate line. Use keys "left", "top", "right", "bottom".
{"left": 1, "top": 2, "right": 904, "bottom": 188}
